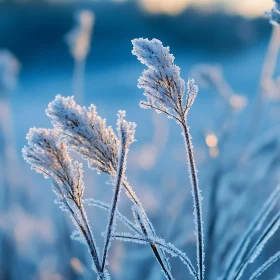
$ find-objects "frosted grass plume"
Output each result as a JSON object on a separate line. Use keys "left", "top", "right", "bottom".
{"left": 132, "top": 38, "right": 204, "bottom": 280}
{"left": 46, "top": 95, "right": 119, "bottom": 175}
{"left": 47, "top": 95, "right": 175, "bottom": 279}
{"left": 22, "top": 128, "right": 84, "bottom": 203}
{"left": 22, "top": 128, "right": 106, "bottom": 279}
{"left": 132, "top": 38, "right": 198, "bottom": 123}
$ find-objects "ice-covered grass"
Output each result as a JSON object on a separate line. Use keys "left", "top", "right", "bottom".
{"left": 22, "top": 32, "right": 280, "bottom": 279}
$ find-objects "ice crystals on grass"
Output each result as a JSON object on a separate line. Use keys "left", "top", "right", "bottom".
{"left": 46, "top": 95, "right": 120, "bottom": 174}
{"left": 101, "top": 111, "right": 136, "bottom": 273}
{"left": 22, "top": 127, "right": 103, "bottom": 277}
{"left": 132, "top": 38, "right": 198, "bottom": 122}
{"left": 22, "top": 128, "right": 84, "bottom": 205}
{"left": 117, "top": 110, "right": 136, "bottom": 148}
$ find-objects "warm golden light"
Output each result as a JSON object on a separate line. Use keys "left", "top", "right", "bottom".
{"left": 139, "top": 0, "right": 272, "bottom": 17}
{"left": 205, "top": 133, "right": 218, "bottom": 148}
{"left": 225, "top": 0, "right": 272, "bottom": 18}
{"left": 70, "top": 258, "right": 85, "bottom": 275}
{"left": 205, "top": 133, "right": 219, "bottom": 158}
{"left": 139, "top": 0, "right": 190, "bottom": 15}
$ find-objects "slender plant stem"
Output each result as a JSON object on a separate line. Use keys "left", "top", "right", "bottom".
{"left": 156, "top": 240, "right": 198, "bottom": 280}
{"left": 112, "top": 233, "right": 198, "bottom": 280}
{"left": 80, "top": 205, "right": 102, "bottom": 273}
{"left": 222, "top": 185, "right": 280, "bottom": 280}
{"left": 84, "top": 199, "right": 143, "bottom": 235}
{"left": 101, "top": 133, "right": 127, "bottom": 272}
{"left": 151, "top": 244, "right": 173, "bottom": 280}
{"left": 249, "top": 251, "right": 280, "bottom": 280}
{"left": 61, "top": 195, "right": 102, "bottom": 276}
{"left": 122, "top": 180, "right": 174, "bottom": 278}
{"left": 134, "top": 209, "right": 173, "bottom": 280}
{"left": 233, "top": 210, "right": 280, "bottom": 280}
{"left": 87, "top": 198, "right": 199, "bottom": 278}
{"left": 181, "top": 122, "right": 204, "bottom": 280}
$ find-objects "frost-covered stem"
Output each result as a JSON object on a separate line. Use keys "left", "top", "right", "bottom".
{"left": 150, "top": 244, "right": 173, "bottom": 280}
{"left": 134, "top": 209, "right": 174, "bottom": 280}
{"left": 112, "top": 234, "right": 198, "bottom": 279}
{"left": 122, "top": 180, "right": 173, "bottom": 279}
{"left": 88, "top": 199, "right": 194, "bottom": 279}
{"left": 111, "top": 144, "right": 173, "bottom": 279}
{"left": 62, "top": 196, "right": 102, "bottom": 276}
{"left": 122, "top": 180, "right": 154, "bottom": 233}
{"left": 156, "top": 240, "right": 198, "bottom": 280}
{"left": 249, "top": 252, "right": 280, "bottom": 280}
{"left": 233, "top": 210, "right": 280, "bottom": 280}
{"left": 80, "top": 204, "right": 102, "bottom": 274}
{"left": 84, "top": 199, "right": 143, "bottom": 235}
{"left": 181, "top": 121, "right": 204, "bottom": 280}
{"left": 223, "top": 185, "right": 280, "bottom": 280}
{"left": 101, "top": 131, "right": 127, "bottom": 272}
{"left": 122, "top": 181, "right": 156, "bottom": 238}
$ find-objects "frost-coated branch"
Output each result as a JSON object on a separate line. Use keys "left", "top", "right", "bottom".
{"left": 101, "top": 111, "right": 136, "bottom": 272}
